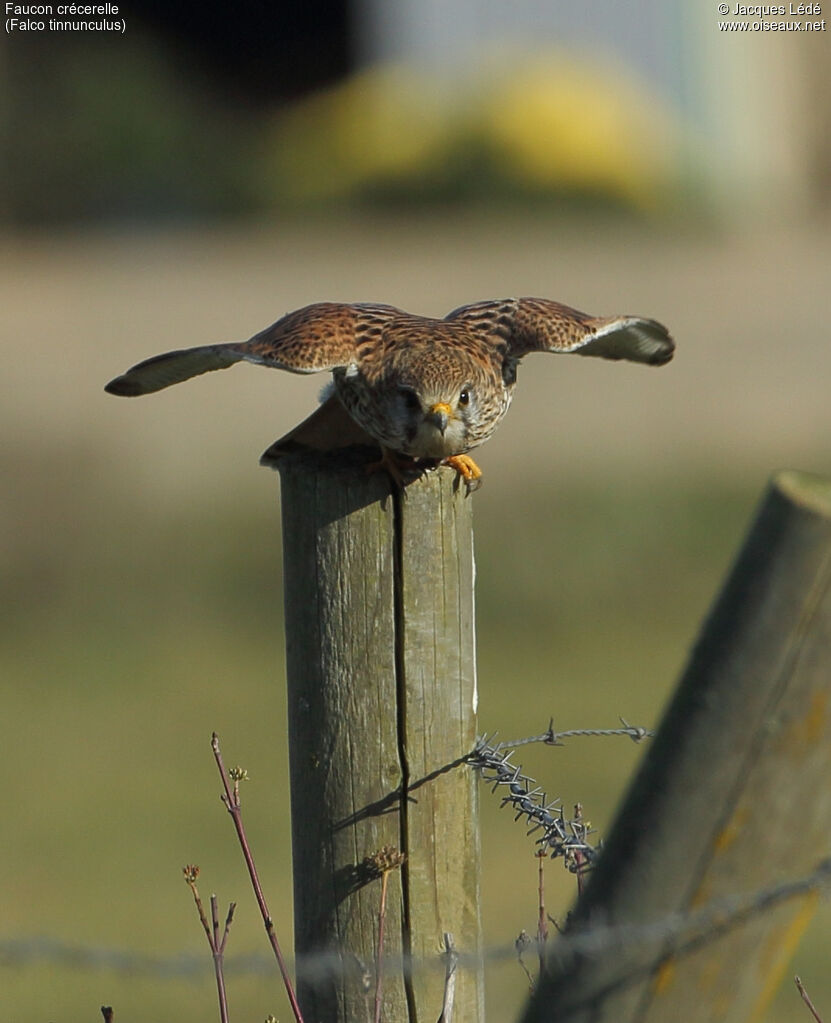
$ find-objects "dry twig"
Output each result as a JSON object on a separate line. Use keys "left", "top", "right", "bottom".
{"left": 796, "top": 976, "right": 825, "bottom": 1023}
{"left": 515, "top": 930, "right": 535, "bottom": 989}
{"left": 438, "top": 932, "right": 458, "bottom": 1023}
{"left": 211, "top": 732, "right": 304, "bottom": 1023}
{"left": 362, "top": 845, "right": 406, "bottom": 1023}
{"left": 183, "top": 864, "right": 235, "bottom": 1023}
{"left": 536, "top": 851, "right": 549, "bottom": 978}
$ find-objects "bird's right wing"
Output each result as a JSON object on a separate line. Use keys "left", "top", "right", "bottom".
{"left": 105, "top": 302, "right": 404, "bottom": 397}
{"left": 446, "top": 298, "right": 674, "bottom": 366}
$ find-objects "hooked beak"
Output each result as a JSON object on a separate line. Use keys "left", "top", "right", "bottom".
{"left": 426, "top": 401, "right": 453, "bottom": 434}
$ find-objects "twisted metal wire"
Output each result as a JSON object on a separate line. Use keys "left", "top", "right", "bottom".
{"left": 470, "top": 737, "right": 595, "bottom": 870}
{"left": 6, "top": 861, "right": 829, "bottom": 984}
{"left": 494, "top": 716, "right": 654, "bottom": 750}
{"left": 469, "top": 719, "right": 653, "bottom": 869}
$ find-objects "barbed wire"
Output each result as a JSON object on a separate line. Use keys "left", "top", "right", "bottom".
{"left": 470, "top": 735, "right": 598, "bottom": 871}
{"left": 535, "top": 857, "right": 831, "bottom": 975}
{"left": 486, "top": 717, "right": 654, "bottom": 751}
{"left": 2, "top": 859, "right": 829, "bottom": 984}
{"left": 0, "top": 720, "right": 654, "bottom": 983}
{"left": 5, "top": 720, "right": 825, "bottom": 1002}
{"left": 468, "top": 719, "right": 653, "bottom": 870}
{"left": 0, "top": 936, "right": 238, "bottom": 980}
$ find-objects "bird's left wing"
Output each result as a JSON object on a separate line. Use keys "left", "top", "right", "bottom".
{"left": 446, "top": 297, "right": 674, "bottom": 366}
{"left": 105, "top": 302, "right": 404, "bottom": 397}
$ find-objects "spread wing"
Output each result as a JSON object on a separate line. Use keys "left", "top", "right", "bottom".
{"left": 104, "top": 301, "right": 404, "bottom": 397}
{"left": 446, "top": 297, "right": 674, "bottom": 366}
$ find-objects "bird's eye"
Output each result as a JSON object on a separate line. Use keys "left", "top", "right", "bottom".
{"left": 398, "top": 387, "right": 420, "bottom": 411}
{"left": 459, "top": 388, "right": 471, "bottom": 406}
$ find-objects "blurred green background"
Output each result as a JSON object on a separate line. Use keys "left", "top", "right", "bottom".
{"left": 2, "top": 4, "right": 831, "bottom": 1021}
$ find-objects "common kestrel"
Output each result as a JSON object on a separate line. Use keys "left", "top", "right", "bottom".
{"left": 105, "top": 297, "right": 674, "bottom": 484}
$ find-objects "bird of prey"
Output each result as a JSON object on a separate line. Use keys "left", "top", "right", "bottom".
{"left": 105, "top": 297, "right": 674, "bottom": 485}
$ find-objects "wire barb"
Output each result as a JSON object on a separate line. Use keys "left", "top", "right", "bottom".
{"left": 491, "top": 716, "right": 654, "bottom": 751}
{"left": 470, "top": 736, "right": 598, "bottom": 871}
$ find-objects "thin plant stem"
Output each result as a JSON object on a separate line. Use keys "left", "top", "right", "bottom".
{"left": 211, "top": 732, "right": 304, "bottom": 1023}
{"left": 796, "top": 976, "right": 825, "bottom": 1023}
{"left": 438, "top": 933, "right": 458, "bottom": 1023}
{"left": 183, "top": 868, "right": 234, "bottom": 1023}
{"left": 536, "top": 852, "right": 548, "bottom": 978}
{"left": 515, "top": 931, "right": 534, "bottom": 988}
{"left": 210, "top": 895, "right": 233, "bottom": 1023}
{"left": 212, "top": 949, "right": 230, "bottom": 1023}
{"left": 211, "top": 894, "right": 220, "bottom": 948}
{"left": 572, "top": 803, "right": 588, "bottom": 898}
{"left": 373, "top": 870, "right": 390, "bottom": 1023}
{"left": 575, "top": 850, "right": 587, "bottom": 897}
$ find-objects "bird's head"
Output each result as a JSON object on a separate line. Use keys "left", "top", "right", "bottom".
{"left": 391, "top": 379, "right": 479, "bottom": 459}
{"left": 375, "top": 344, "right": 483, "bottom": 459}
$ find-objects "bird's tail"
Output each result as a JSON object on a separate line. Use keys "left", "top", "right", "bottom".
{"left": 104, "top": 343, "right": 244, "bottom": 397}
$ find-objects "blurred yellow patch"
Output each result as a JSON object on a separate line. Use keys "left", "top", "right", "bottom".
{"left": 479, "top": 52, "right": 678, "bottom": 210}
{"left": 267, "top": 50, "right": 680, "bottom": 211}
{"left": 270, "top": 65, "right": 451, "bottom": 200}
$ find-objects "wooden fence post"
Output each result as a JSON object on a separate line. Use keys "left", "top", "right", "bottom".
{"left": 277, "top": 451, "right": 484, "bottom": 1023}
{"left": 521, "top": 470, "right": 831, "bottom": 1023}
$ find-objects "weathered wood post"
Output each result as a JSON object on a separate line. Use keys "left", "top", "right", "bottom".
{"left": 522, "top": 470, "right": 831, "bottom": 1023}
{"left": 276, "top": 450, "right": 484, "bottom": 1023}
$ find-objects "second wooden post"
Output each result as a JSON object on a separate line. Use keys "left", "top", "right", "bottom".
{"left": 278, "top": 453, "right": 483, "bottom": 1023}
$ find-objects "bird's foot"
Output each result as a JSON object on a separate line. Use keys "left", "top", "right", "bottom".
{"left": 366, "top": 449, "right": 483, "bottom": 492}
{"left": 443, "top": 454, "right": 483, "bottom": 491}
{"left": 365, "top": 447, "right": 422, "bottom": 490}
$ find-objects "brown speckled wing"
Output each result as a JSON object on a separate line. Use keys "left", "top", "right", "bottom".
{"left": 512, "top": 297, "right": 674, "bottom": 365}
{"left": 105, "top": 301, "right": 404, "bottom": 396}
{"left": 447, "top": 297, "right": 674, "bottom": 366}
{"left": 444, "top": 298, "right": 517, "bottom": 347}
{"left": 241, "top": 302, "right": 403, "bottom": 372}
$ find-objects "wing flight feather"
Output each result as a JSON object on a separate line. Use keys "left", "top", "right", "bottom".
{"left": 446, "top": 297, "right": 674, "bottom": 366}
{"left": 104, "top": 302, "right": 404, "bottom": 396}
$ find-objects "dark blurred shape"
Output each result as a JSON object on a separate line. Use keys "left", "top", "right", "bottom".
{"left": 129, "top": 1, "right": 350, "bottom": 103}
{"left": 3, "top": 33, "right": 263, "bottom": 224}
{"left": 1, "top": 3, "right": 352, "bottom": 225}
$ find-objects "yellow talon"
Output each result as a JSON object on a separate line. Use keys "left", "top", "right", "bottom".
{"left": 366, "top": 449, "right": 483, "bottom": 491}
{"left": 444, "top": 454, "right": 483, "bottom": 489}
